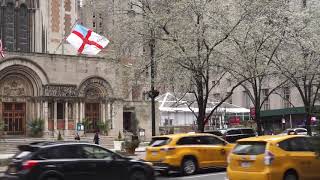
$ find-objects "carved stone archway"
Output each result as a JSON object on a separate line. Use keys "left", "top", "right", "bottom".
{"left": 78, "top": 77, "right": 114, "bottom": 133}
{"left": 0, "top": 60, "right": 47, "bottom": 135}
{"left": 78, "top": 76, "right": 113, "bottom": 99}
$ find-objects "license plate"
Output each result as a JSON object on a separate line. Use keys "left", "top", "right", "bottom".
{"left": 241, "top": 162, "right": 251, "bottom": 168}
{"left": 152, "top": 151, "right": 157, "bottom": 156}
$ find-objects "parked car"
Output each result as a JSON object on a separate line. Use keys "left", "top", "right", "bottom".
{"left": 279, "top": 128, "right": 308, "bottom": 135}
{"left": 3, "top": 142, "right": 154, "bottom": 180}
{"left": 204, "top": 130, "right": 224, "bottom": 137}
{"left": 222, "top": 128, "right": 256, "bottom": 143}
{"left": 145, "top": 133, "right": 234, "bottom": 176}
{"left": 227, "top": 135, "right": 320, "bottom": 180}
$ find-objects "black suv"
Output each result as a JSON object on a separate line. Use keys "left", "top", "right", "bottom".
{"left": 3, "top": 142, "right": 154, "bottom": 180}
{"left": 223, "top": 128, "right": 256, "bottom": 143}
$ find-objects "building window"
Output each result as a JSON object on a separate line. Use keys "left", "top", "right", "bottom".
{"left": 99, "top": 22, "right": 102, "bottom": 28}
{"left": 243, "top": 91, "right": 251, "bottom": 108}
{"left": 283, "top": 87, "right": 291, "bottom": 108}
{"left": 213, "top": 93, "right": 220, "bottom": 100}
{"left": 3, "top": 3, "right": 15, "bottom": 51}
{"left": 93, "top": 22, "right": 96, "bottom": 28}
{"left": 0, "top": 3, "right": 31, "bottom": 52}
{"left": 17, "top": 5, "right": 29, "bottom": 52}
{"left": 164, "top": 119, "right": 173, "bottom": 126}
{"left": 262, "top": 89, "right": 270, "bottom": 110}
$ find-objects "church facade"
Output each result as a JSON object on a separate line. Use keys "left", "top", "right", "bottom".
{"left": 0, "top": 0, "right": 159, "bottom": 139}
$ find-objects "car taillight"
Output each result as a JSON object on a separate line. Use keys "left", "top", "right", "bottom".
{"left": 160, "top": 147, "right": 176, "bottom": 152}
{"left": 22, "top": 160, "right": 39, "bottom": 170}
{"left": 264, "top": 151, "right": 274, "bottom": 165}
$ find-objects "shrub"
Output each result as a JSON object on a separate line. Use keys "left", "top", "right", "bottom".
{"left": 82, "top": 118, "right": 91, "bottom": 133}
{"left": 97, "top": 121, "right": 109, "bottom": 135}
{"left": 123, "top": 139, "right": 140, "bottom": 154}
{"left": 27, "top": 118, "right": 44, "bottom": 137}
{"left": 115, "top": 131, "right": 123, "bottom": 141}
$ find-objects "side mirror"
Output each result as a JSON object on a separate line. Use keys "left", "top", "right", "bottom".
{"left": 222, "top": 141, "right": 228, "bottom": 146}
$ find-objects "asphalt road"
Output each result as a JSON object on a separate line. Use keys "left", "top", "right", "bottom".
{"left": 0, "top": 173, "right": 226, "bottom": 180}
{"left": 157, "top": 169, "right": 227, "bottom": 180}
{"left": 0, "top": 169, "right": 227, "bottom": 180}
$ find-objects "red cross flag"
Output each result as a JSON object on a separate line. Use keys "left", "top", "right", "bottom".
{"left": 0, "top": 39, "right": 5, "bottom": 58}
{"left": 66, "top": 24, "right": 109, "bottom": 55}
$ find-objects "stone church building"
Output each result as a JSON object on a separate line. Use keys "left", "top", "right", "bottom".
{"left": 0, "top": 0, "right": 158, "bottom": 139}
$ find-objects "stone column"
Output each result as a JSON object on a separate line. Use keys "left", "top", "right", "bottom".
{"left": 107, "top": 102, "right": 111, "bottom": 129}
{"left": 54, "top": 101, "right": 57, "bottom": 131}
{"left": 37, "top": 101, "right": 41, "bottom": 119}
{"left": 75, "top": 102, "right": 79, "bottom": 127}
{"left": 65, "top": 101, "right": 68, "bottom": 130}
{"left": 102, "top": 103, "right": 106, "bottom": 123}
{"left": 79, "top": 102, "right": 83, "bottom": 122}
{"left": 43, "top": 101, "right": 48, "bottom": 132}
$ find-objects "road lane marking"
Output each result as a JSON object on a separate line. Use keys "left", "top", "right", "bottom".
{"left": 181, "top": 172, "right": 226, "bottom": 179}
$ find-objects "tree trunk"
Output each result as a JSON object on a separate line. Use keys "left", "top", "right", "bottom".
{"left": 197, "top": 111, "right": 205, "bottom": 132}
{"left": 305, "top": 106, "right": 312, "bottom": 136}
{"left": 255, "top": 105, "right": 263, "bottom": 135}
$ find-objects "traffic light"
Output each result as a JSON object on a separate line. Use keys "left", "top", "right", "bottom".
{"left": 148, "top": 90, "right": 159, "bottom": 98}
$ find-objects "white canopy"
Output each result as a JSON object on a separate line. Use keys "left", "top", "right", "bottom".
{"left": 156, "top": 92, "right": 250, "bottom": 114}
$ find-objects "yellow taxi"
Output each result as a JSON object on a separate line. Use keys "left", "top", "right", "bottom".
{"left": 145, "top": 133, "right": 234, "bottom": 175}
{"left": 227, "top": 135, "right": 320, "bottom": 180}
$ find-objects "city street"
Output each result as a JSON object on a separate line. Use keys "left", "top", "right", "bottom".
{"left": 157, "top": 170, "right": 227, "bottom": 180}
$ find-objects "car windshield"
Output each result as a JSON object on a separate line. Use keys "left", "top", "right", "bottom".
{"left": 149, "top": 137, "right": 171, "bottom": 147}
{"left": 233, "top": 142, "right": 266, "bottom": 155}
{"left": 13, "top": 151, "right": 32, "bottom": 160}
{"left": 241, "top": 129, "right": 255, "bottom": 134}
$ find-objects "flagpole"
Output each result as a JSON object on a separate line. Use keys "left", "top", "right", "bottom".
{"left": 53, "top": 19, "right": 79, "bottom": 54}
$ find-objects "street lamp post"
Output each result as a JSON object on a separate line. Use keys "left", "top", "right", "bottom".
{"left": 149, "top": 31, "right": 159, "bottom": 136}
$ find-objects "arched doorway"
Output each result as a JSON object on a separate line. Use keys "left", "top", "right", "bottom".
{"left": 78, "top": 77, "right": 113, "bottom": 133}
{"left": 0, "top": 73, "right": 43, "bottom": 135}
{"left": 0, "top": 59, "right": 48, "bottom": 136}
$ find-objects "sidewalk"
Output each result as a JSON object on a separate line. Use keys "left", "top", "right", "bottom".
{"left": 0, "top": 166, "right": 6, "bottom": 173}
{"left": 0, "top": 154, "right": 13, "bottom": 174}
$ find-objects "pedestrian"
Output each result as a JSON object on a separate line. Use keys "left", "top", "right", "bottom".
{"left": 93, "top": 131, "right": 100, "bottom": 145}
{"left": 75, "top": 132, "right": 80, "bottom": 141}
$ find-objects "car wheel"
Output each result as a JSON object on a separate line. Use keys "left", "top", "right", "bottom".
{"left": 284, "top": 171, "right": 298, "bottom": 180}
{"left": 130, "top": 170, "right": 147, "bottom": 180}
{"left": 181, "top": 157, "right": 197, "bottom": 176}
{"left": 159, "top": 170, "right": 169, "bottom": 176}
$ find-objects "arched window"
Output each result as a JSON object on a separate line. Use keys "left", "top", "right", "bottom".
{"left": 17, "top": 4, "right": 30, "bottom": 52}
{"left": 4, "top": 3, "right": 15, "bottom": 51}
{"left": 0, "top": 3, "right": 30, "bottom": 52}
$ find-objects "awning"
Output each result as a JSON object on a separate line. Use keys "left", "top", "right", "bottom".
{"left": 261, "top": 106, "right": 320, "bottom": 117}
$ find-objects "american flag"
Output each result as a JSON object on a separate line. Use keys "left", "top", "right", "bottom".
{"left": 0, "top": 39, "right": 4, "bottom": 58}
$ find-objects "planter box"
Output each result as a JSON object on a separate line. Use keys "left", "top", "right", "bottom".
{"left": 113, "top": 141, "right": 124, "bottom": 151}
